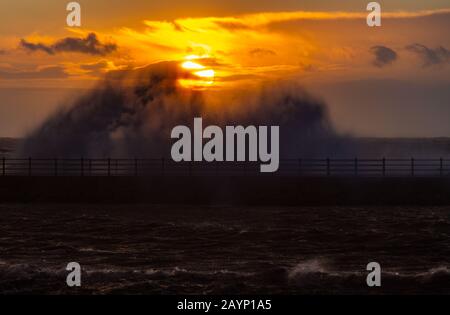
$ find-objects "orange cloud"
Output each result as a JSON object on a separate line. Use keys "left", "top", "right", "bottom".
{"left": 1, "top": 9, "right": 450, "bottom": 88}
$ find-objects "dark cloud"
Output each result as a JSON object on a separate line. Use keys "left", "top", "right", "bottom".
{"left": 0, "top": 50, "right": 6, "bottom": 55}
{"left": 172, "top": 22, "right": 184, "bottom": 32}
{"left": 20, "top": 33, "right": 117, "bottom": 56}
{"left": 370, "top": 46, "right": 398, "bottom": 68}
{"left": 20, "top": 40, "right": 54, "bottom": 54}
{"left": 0, "top": 66, "right": 69, "bottom": 79}
{"left": 214, "top": 21, "right": 251, "bottom": 31}
{"left": 405, "top": 43, "right": 450, "bottom": 67}
{"left": 249, "top": 48, "right": 277, "bottom": 58}
{"left": 146, "top": 21, "right": 184, "bottom": 32}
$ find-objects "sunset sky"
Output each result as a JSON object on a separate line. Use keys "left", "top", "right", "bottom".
{"left": 0, "top": 0, "right": 449, "bottom": 137}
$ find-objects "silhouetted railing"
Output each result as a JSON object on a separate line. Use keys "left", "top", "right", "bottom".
{"left": 1, "top": 158, "right": 450, "bottom": 177}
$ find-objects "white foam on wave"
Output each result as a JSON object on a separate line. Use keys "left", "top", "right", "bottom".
{"left": 288, "top": 258, "right": 331, "bottom": 279}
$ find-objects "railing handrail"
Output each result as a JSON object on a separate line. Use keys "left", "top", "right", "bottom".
{"left": 0, "top": 157, "right": 449, "bottom": 177}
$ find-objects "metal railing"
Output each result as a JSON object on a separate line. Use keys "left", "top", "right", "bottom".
{"left": 1, "top": 157, "right": 450, "bottom": 177}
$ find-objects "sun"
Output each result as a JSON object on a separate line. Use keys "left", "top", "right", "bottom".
{"left": 181, "top": 60, "right": 205, "bottom": 70}
{"left": 179, "top": 55, "right": 215, "bottom": 88}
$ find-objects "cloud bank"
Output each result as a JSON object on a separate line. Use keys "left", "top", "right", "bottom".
{"left": 406, "top": 43, "right": 450, "bottom": 67}
{"left": 370, "top": 46, "right": 398, "bottom": 68}
{"left": 0, "top": 66, "right": 68, "bottom": 80}
{"left": 20, "top": 33, "right": 117, "bottom": 56}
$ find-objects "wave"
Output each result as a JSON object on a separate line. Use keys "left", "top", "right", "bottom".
{"left": 287, "top": 259, "right": 450, "bottom": 292}
{"left": 0, "top": 259, "right": 448, "bottom": 294}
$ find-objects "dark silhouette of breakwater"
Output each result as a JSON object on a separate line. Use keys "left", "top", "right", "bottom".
{"left": 1, "top": 175, "right": 450, "bottom": 205}
{"left": 1, "top": 157, "right": 450, "bottom": 205}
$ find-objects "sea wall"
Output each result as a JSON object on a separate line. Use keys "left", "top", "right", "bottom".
{"left": 1, "top": 176, "right": 450, "bottom": 205}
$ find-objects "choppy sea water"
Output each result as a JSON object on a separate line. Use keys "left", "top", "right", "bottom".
{"left": 0, "top": 204, "right": 449, "bottom": 294}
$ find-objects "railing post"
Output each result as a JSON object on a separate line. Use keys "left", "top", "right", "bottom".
{"left": 382, "top": 158, "right": 386, "bottom": 177}
{"left": 354, "top": 158, "right": 358, "bottom": 176}
{"left": 2, "top": 157, "right": 5, "bottom": 176}
{"left": 89, "top": 159, "right": 92, "bottom": 176}
{"left": 28, "top": 157, "right": 32, "bottom": 176}
{"left": 411, "top": 158, "right": 415, "bottom": 177}
{"left": 326, "top": 158, "right": 330, "bottom": 176}
{"left": 134, "top": 158, "right": 138, "bottom": 176}
{"left": 81, "top": 158, "right": 84, "bottom": 176}
{"left": 54, "top": 158, "right": 58, "bottom": 176}
{"left": 440, "top": 158, "right": 443, "bottom": 177}
{"left": 108, "top": 158, "right": 111, "bottom": 176}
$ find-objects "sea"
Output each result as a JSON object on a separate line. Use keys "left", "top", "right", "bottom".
{"left": 0, "top": 204, "right": 449, "bottom": 294}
